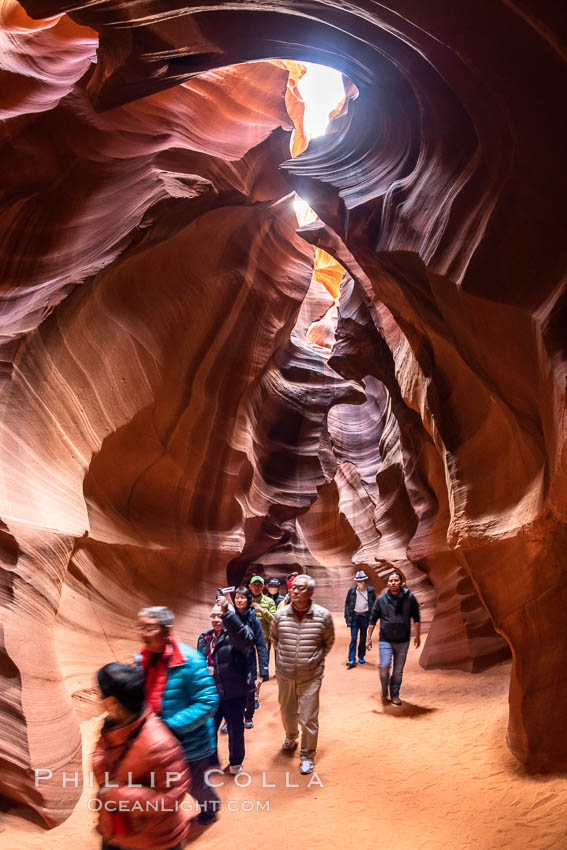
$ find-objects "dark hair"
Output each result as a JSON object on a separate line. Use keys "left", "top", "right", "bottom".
{"left": 389, "top": 570, "right": 406, "bottom": 583}
{"left": 97, "top": 663, "right": 145, "bottom": 714}
{"left": 234, "top": 586, "right": 252, "bottom": 607}
{"left": 286, "top": 571, "right": 300, "bottom": 582}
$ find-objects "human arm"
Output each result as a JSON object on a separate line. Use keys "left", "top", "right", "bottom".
{"left": 101, "top": 736, "right": 189, "bottom": 808}
{"left": 344, "top": 588, "right": 353, "bottom": 627}
{"left": 222, "top": 609, "right": 254, "bottom": 655}
{"left": 367, "top": 598, "right": 380, "bottom": 650}
{"left": 411, "top": 594, "right": 421, "bottom": 648}
{"left": 254, "top": 619, "right": 269, "bottom": 678}
{"left": 322, "top": 612, "right": 335, "bottom": 657}
{"left": 270, "top": 609, "right": 279, "bottom": 647}
{"left": 163, "top": 654, "right": 219, "bottom": 733}
{"left": 253, "top": 595, "right": 276, "bottom": 630}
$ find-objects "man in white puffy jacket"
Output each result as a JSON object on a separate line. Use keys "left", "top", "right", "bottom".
{"left": 270, "top": 575, "right": 335, "bottom": 775}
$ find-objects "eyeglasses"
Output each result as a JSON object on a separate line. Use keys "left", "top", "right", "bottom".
{"left": 137, "top": 625, "right": 161, "bottom": 634}
{"left": 290, "top": 585, "right": 309, "bottom": 593}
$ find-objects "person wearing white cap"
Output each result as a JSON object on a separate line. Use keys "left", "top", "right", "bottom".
{"left": 344, "top": 569, "right": 377, "bottom": 668}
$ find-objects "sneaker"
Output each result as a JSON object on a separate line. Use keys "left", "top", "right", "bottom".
{"left": 346, "top": 661, "right": 356, "bottom": 668}
{"left": 391, "top": 696, "right": 402, "bottom": 706}
{"left": 358, "top": 658, "right": 366, "bottom": 664}
{"left": 299, "top": 759, "right": 314, "bottom": 775}
{"left": 281, "top": 737, "right": 298, "bottom": 751}
{"left": 381, "top": 694, "right": 389, "bottom": 704}
{"left": 220, "top": 723, "right": 228, "bottom": 734}
{"left": 229, "top": 764, "right": 243, "bottom": 774}
{"left": 244, "top": 720, "right": 254, "bottom": 729}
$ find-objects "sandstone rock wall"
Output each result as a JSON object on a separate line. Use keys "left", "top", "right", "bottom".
{"left": 0, "top": 0, "right": 566, "bottom": 824}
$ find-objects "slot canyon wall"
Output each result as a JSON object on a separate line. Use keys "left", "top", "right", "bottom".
{"left": 1, "top": 0, "right": 566, "bottom": 826}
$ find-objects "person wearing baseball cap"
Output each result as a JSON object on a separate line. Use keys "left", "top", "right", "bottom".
{"left": 248, "top": 575, "right": 276, "bottom": 645}
{"left": 266, "top": 578, "right": 284, "bottom": 609}
{"left": 344, "top": 568, "right": 377, "bottom": 668}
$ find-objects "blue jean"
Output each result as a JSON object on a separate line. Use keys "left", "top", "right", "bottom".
{"left": 348, "top": 613, "right": 369, "bottom": 663}
{"left": 378, "top": 640, "right": 410, "bottom": 698}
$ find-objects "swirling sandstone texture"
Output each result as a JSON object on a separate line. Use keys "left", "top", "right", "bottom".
{"left": 0, "top": 0, "right": 566, "bottom": 824}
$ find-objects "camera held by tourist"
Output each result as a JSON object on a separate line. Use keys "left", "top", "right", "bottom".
{"left": 233, "top": 585, "right": 269, "bottom": 727}
{"left": 271, "top": 574, "right": 335, "bottom": 775}
{"left": 135, "top": 606, "right": 219, "bottom": 826}
{"left": 94, "top": 663, "right": 189, "bottom": 850}
{"left": 197, "top": 594, "right": 254, "bottom": 775}
{"left": 344, "top": 569, "right": 377, "bottom": 668}
{"left": 366, "top": 571, "right": 421, "bottom": 706}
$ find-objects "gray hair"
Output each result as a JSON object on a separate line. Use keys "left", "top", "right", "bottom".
{"left": 294, "top": 575, "right": 315, "bottom": 589}
{"left": 137, "top": 606, "right": 175, "bottom": 627}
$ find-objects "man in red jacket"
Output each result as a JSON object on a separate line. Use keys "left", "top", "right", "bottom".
{"left": 136, "top": 606, "right": 219, "bottom": 825}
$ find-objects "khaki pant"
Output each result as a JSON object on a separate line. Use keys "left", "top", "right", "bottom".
{"left": 277, "top": 675, "right": 322, "bottom": 760}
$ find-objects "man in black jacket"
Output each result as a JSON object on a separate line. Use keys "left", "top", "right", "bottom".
{"left": 366, "top": 571, "right": 421, "bottom": 705}
{"left": 197, "top": 595, "right": 253, "bottom": 774}
{"left": 344, "top": 569, "right": 377, "bottom": 668}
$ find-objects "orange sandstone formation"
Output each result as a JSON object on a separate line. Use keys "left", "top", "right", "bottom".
{"left": 0, "top": 0, "right": 566, "bottom": 826}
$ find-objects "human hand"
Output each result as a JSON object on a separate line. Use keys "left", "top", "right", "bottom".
{"left": 252, "top": 602, "right": 262, "bottom": 612}
{"left": 261, "top": 673, "right": 269, "bottom": 682}
{"left": 414, "top": 635, "right": 421, "bottom": 649}
{"left": 217, "top": 595, "right": 229, "bottom": 614}
{"left": 366, "top": 639, "right": 373, "bottom": 651}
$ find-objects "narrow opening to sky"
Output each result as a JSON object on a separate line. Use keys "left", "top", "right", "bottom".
{"left": 291, "top": 62, "right": 345, "bottom": 225}
{"left": 297, "top": 62, "right": 345, "bottom": 141}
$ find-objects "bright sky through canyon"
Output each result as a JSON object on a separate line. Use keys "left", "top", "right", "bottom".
{"left": 297, "top": 62, "right": 345, "bottom": 140}
{"left": 293, "top": 62, "right": 344, "bottom": 226}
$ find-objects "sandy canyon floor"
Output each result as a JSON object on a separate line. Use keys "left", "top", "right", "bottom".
{"left": 1, "top": 615, "right": 566, "bottom": 849}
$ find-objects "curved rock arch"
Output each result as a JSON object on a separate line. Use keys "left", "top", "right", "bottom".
{"left": 0, "top": 0, "right": 566, "bottom": 823}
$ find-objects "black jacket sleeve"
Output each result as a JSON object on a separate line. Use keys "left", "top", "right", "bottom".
{"left": 369, "top": 596, "right": 381, "bottom": 626}
{"left": 253, "top": 617, "right": 269, "bottom": 677}
{"left": 410, "top": 593, "right": 421, "bottom": 622}
{"left": 197, "top": 632, "right": 208, "bottom": 657}
{"left": 222, "top": 610, "right": 254, "bottom": 655}
{"left": 344, "top": 587, "right": 354, "bottom": 625}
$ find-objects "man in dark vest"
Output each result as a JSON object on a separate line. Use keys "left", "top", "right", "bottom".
{"left": 344, "top": 569, "right": 377, "bottom": 668}
{"left": 366, "top": 570, "right": 421, "bottom": 705}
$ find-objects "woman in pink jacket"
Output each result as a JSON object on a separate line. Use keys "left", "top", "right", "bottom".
{"left": 93, "top": 663, "right": 190, "bottom": 850}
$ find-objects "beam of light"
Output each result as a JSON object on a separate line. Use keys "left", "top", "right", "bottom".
{"left": 296, "top": 62, "right": 345, "bottom": 141}
{"left": 293, "top": 194, "right": 319, "bottom": 227}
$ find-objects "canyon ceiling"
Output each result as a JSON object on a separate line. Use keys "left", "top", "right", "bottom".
{"left": 1, "top": 0, "right": 566, "bottom": 826}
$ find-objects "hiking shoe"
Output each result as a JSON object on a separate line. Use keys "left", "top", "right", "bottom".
{"left": 346, "top": 661, "right": 356, "bottom": 668}
{"left": 381, "top": 694, "right": 390, "bottom": 704}
{"left": 358, "top": 658, "right": 366, "bottom": 664}
{"left": 220, "top": 723, "right": 228, "bottom": 734}
{"left": 229, "top": 764, "right": 243, "bottom": 774}
{"left": 391, "top": 696, "right": 402, "bottom": 706}
{"left": 281, "top": 737, "right": 298, "bottom": 751}
{"left": 244, "top": 720, "right": 254, "bottom": 729}
{"left": 299, "top": 759, "right": 314, "bottom": 775}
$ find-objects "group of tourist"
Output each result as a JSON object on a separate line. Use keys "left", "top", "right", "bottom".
{"left": 92, "top": 568, "right": 420, "bottom": 849}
